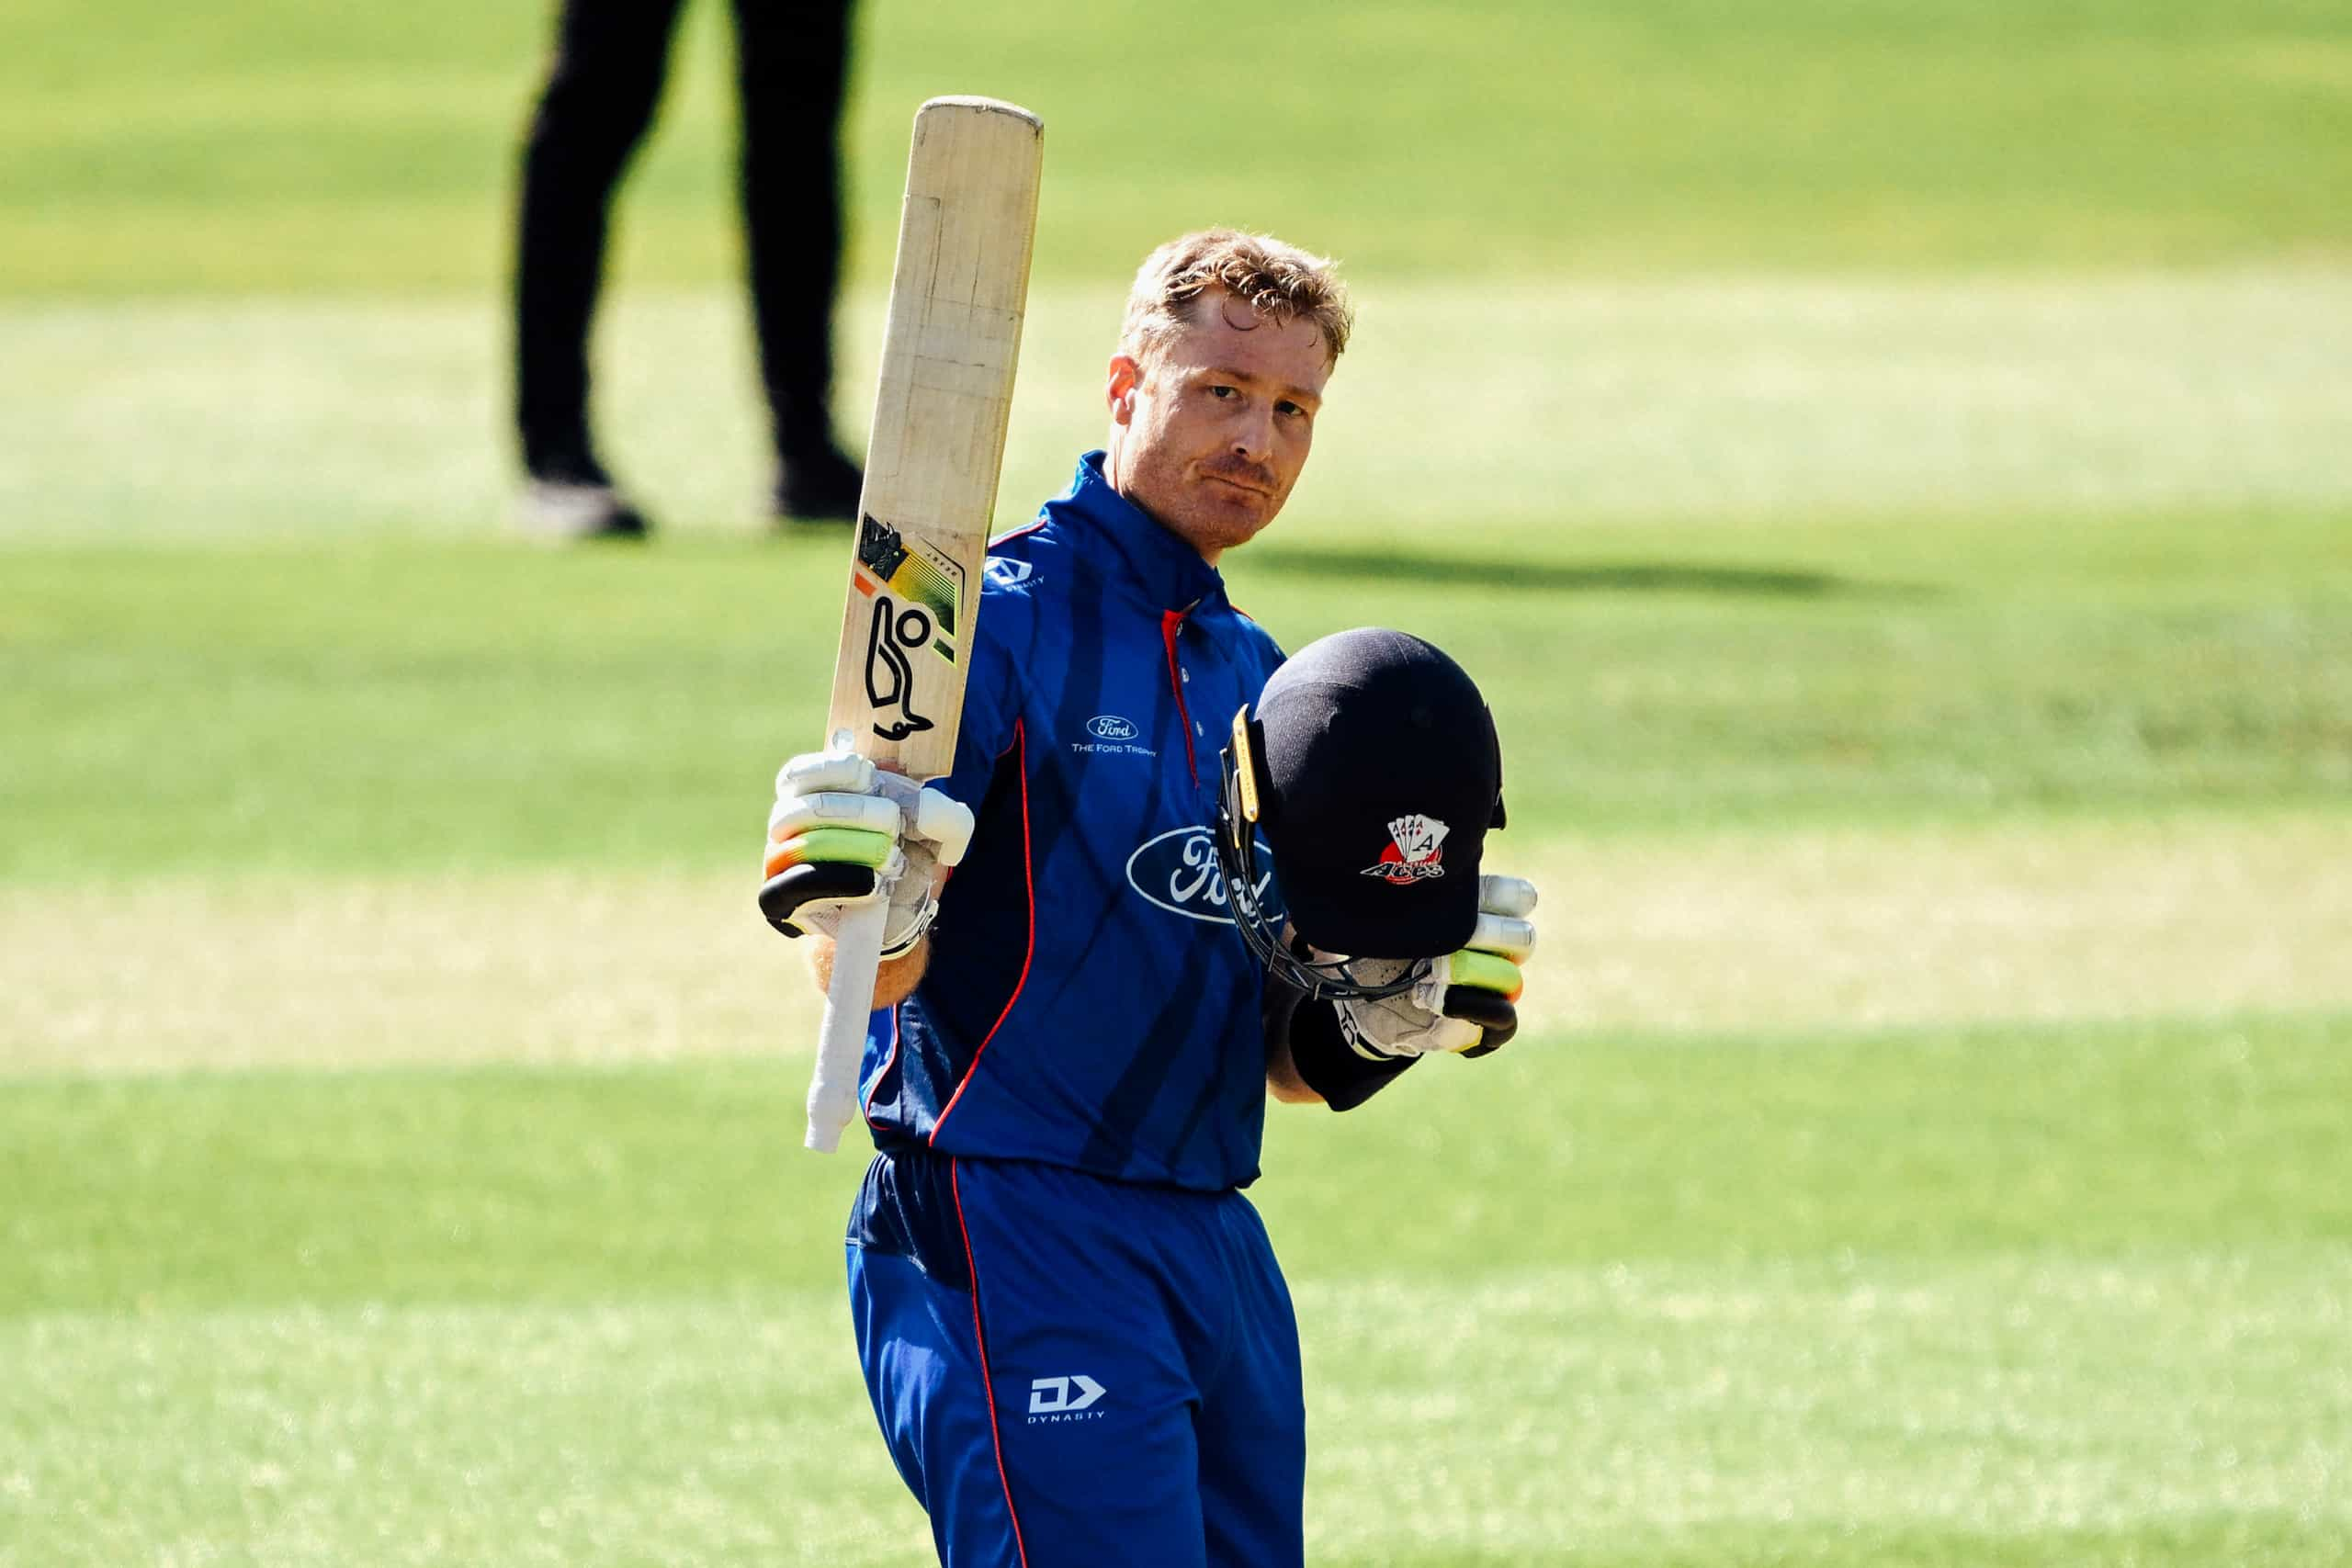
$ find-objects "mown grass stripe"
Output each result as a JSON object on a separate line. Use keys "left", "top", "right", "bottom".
{"left": 4, "top": 275, "right": 2348, "bottom": 542}
{"left": 3, "top": 1257, "right": 2343, "bottom": 1566}
{"left": 6, "top": 818, "right": 2346, "bottom": 1076}
{"left": 6, "top": 1013, "right": 2346, "bottom": 1316}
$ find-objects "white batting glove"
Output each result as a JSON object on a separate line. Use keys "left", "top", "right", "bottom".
{"left": 758, "top": 750, "right": 976, "bottom": 958}
{"left": 1328, "top": 874, "right": 1538, "bottom": 1059}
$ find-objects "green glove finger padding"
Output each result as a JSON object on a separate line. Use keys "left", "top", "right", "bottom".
{"left": 1448, "top": 947, "right": 1524, "bottom": 999}
{"left": 781, "top": 826, "right": 896, "bottom": 869}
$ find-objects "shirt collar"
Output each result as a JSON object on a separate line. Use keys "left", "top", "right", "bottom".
{"left": 1046, "top": 450, "right": 1227, "bottom": 612}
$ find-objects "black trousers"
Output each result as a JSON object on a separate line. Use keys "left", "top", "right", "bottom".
{"left": 514, "top": 0, "right": 854, "bottom": 474}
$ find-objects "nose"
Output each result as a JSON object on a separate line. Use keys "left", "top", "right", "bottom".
{"left": 1231, "top": 403, "right": 1272, "bottom": 464}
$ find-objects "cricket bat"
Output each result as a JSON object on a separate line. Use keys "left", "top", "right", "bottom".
{"left": 799, "top": 96, "right": 1044, "bottom": 1153}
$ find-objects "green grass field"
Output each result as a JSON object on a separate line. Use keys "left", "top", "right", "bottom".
{"left": 5, "top": 0, "right": 2350, "bottom": 1562}
{"left": 6, "top": 0, "right": 2351, "bottom": 292}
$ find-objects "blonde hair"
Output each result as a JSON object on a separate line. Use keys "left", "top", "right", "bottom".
{"left": 1120, "top": 229, "right": 1354, "bottom": 367}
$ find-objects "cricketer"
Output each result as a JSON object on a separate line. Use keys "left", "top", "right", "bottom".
{"left": 761, "top": 230, "right": 1542, "bottom": 1566}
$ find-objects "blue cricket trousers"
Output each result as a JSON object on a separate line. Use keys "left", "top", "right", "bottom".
{"left": 845, "top": 1148, "right": 1306, "bottom": 1567}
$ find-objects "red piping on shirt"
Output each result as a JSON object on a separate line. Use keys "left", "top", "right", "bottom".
{"left": 952, "top": 1159, "right": 1033, "bottom": 1568}
{"left": 929, "top": 719, "right": 1034, "bottom": 1143}
{"left": 989, "top": 518, "right": 1049, "bottom": 551}
{"left": 1161, "top": 609, "right": 1200, "bottom": 790}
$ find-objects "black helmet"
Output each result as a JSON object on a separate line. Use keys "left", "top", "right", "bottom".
{"left": 1214, "top": 627, "right": 1506, "bottom": 1000}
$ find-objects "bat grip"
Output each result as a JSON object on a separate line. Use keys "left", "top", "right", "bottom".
{"left": 805, "top": 898, "right": 888, "bottom": 1153}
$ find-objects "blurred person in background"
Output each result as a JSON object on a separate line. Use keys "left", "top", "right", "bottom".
{"left": 513, "top": 0, "right": 865, "bottom": 539}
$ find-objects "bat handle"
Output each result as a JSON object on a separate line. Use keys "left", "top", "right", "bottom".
{"left": 805, "top": 898, "right": 888, "bottom": 1153}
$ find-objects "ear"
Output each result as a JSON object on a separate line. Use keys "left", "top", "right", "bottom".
{"left": 1105, "top": 355, "right": 1141, "bottom": 425}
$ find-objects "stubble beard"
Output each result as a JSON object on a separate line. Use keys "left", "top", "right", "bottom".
{"left": 1118, "top": 447, "right": 1270, "bottom": 559}
{"left": 1176, "top": 477, "right": 1280, "bottom": 558}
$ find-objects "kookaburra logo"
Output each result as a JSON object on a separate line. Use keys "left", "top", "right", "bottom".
{"left": 1028, "top": 1374, "right": 1107, "bottom": 1423}
{"left": 1363, "top": 814, "right": 1449, "bottom": 884}
{"left": 863, "top": 592, "right": 934, "bottom": 741}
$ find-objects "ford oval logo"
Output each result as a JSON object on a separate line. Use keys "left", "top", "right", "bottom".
{"left": 1088, "top": 714, "right": 1139, "bottom": 741}
{"left": 1125, "top": 826, "right": 1282, "bottom": 926}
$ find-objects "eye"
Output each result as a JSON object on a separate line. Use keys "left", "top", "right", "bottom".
{"left": 1208, "top": 385, "right": 1238, "bottom": 400}
{"left": 1275, "top": 400, "right": 1306, "bottom": 420}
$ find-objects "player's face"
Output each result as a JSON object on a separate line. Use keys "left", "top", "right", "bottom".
{"left": 1104, "top": 293, "right": 1331, "bottom": 562}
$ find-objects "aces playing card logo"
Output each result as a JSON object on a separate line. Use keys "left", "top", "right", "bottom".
{"left": 1363, "top": 814, "right": 1449, "bottom": 884}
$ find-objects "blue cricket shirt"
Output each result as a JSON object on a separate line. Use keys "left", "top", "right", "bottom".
{"left": 855, "top": 451, "right": 1287, "bottom": 1190}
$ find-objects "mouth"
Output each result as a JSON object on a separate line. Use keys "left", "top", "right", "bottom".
{"left": 1202, "top": 472, "right": 1272, "bottom": 499}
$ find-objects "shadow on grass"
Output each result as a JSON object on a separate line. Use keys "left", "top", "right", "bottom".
{"left": 1239, "top": 546, "right": 1932, "bottom": 599}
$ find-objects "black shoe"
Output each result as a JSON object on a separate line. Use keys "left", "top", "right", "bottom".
{"left": 773, "top": 446, "right": 865, "bottom": 524}
{"left": 517, "top": 451, "right": 652, "bottom": 541}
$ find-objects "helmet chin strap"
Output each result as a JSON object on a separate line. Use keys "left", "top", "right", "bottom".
{"left": 1214, "top": 736, "right": 1432, "bottom": 1003}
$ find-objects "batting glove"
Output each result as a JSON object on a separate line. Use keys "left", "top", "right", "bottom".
{"left": 1326, "top": 874, "right": 1538, "bottom": 1059}
{"left": 758, "top": 750, "right": 975, "bottom": 958}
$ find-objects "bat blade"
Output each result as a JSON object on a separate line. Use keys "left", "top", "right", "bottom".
{"left": 825, "top": 96, "right": 1044, "bottom": 781}
{"left": 805, "top": 96, "right": 1044, "bottom": 1153}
